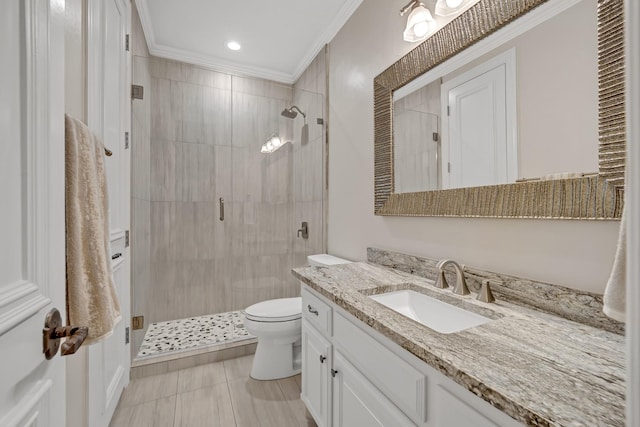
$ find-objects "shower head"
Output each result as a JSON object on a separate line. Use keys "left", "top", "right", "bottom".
{"left": 281, "top": 105, "right": 306, "bottom": 119}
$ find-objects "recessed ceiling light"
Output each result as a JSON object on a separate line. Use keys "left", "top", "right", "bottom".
{"left": 226, "top": 41, "right": 241, "bottom": 51}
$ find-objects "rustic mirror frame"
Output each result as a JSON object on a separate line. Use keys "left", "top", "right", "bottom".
{"left": 374, "top": 0, "right": 624, "bottom": 219}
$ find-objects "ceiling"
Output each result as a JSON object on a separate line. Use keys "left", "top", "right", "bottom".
{"left": 136, "top": 0, "right": 363, "bottom": 84}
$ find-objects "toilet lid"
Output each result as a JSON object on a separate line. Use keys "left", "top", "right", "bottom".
{"left": 244, "top": 297, "right": 302, "bottom": 322}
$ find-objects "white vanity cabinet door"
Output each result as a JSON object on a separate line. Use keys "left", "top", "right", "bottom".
{"left": 332, "top": 351, "right": 415, "bottom": 427}
{"left": 302, "top": 320, "right": 332, "bottom": 427}
{"left": 435, "top": 386, "right": 500, "bottom": 427}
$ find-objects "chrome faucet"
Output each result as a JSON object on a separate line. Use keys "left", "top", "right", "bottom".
{"left": 435, "top": 259, "right": 470, "bottom": 295}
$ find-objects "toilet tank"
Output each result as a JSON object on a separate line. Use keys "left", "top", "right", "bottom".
{"left": 307, "top": 254, "right": 352, "bottom": 267}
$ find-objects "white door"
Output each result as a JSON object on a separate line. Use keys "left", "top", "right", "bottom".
{"left": 442, "top": 50, "right": 517, "bottom": 189}
{"left": 0, "top": 1, "right": 67, "bottom": 426}
{"left": 86, "top": 0, "right": 131, "bottom": 426}
{"left": 301, "top": 322, "right": 332, "bottom": 427}
{"left": 332, "top": 352, "right": 414, "bottom": 427}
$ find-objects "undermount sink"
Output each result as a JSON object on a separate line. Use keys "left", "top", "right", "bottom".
{"left": 370, "top": 290, "right": 491, "bottom": 334}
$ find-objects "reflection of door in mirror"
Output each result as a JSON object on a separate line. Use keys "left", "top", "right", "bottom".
{"left": 391, "top": 0, "right": 598, "bottom": 194}
{"left": 442, "top": 49, "right": 516, "bottom": 189}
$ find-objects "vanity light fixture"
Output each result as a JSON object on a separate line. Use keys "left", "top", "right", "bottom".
{"left": 261, "top": 133, "right": 286, "bottom": 154}
{"left": 434, "top": 0, "right": 474, "bottom": 16}
{"left": 400, "top": 0, "right": 436, "bottom": 42}
{"left": 226, "top": 40, "right": 241, "bottom": 51}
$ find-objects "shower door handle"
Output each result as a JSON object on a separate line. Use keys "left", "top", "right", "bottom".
{"left": 219, "top": 197, "right": 224, "bottom": 221}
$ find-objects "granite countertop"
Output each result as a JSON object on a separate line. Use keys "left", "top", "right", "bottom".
{"left": 292, "top": 262, "right": 625, "bottom": 427}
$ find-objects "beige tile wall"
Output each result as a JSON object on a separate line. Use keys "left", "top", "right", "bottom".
{"left": 131, "top": 2, "right": 328, "bottom": 357}
{"left": 145, "top": 58, "right": 300, "bottom": 325}
{"left": 131, "top": 0, "right": 151, "bottom": 355}
{"left": 292, "top": 48, "right": 328, "bottom": 267}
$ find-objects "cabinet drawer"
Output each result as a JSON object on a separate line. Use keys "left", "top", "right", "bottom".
{"left": 301, "top": 287, "right": 333, "bottom": 336}
{"left": 334, "top": 312, "right": 427, "bottom": 424}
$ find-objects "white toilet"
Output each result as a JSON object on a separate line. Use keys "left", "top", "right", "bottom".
{"left": 243, "top": 254, "right": 351, "bottom": 380}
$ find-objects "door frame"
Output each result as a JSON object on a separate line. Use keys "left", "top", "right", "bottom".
{"left": 64, "top": 0, "right": 132, "bottom": 426}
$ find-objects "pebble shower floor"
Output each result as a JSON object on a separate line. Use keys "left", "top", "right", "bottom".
{"left": 136, "top": 310, "right": 254, "bottom": 358}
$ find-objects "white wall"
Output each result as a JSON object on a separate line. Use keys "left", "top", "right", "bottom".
{"left": 64, "top": 0, "right": 86, "bottom": 122}
{"left": 327, "top": 0, "right": 619, "bottom": 293}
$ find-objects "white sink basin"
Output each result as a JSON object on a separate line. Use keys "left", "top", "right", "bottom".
{"left": 370, "top": 290, "right": 491, "bottom": 334}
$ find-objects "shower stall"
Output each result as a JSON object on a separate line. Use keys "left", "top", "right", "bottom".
{"left": 130, "top": 52, "right": 327, "bottom": 368}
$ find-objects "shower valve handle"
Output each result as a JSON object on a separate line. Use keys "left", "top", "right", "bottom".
{"left": 297, "top": 222, "right": 308, "bottom": 239}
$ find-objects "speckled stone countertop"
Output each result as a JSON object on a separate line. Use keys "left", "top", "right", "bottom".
{"left": 292, "top": 262, "right": 625, "bottom": 427}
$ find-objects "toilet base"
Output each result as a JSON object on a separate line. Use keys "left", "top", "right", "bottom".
{"left": 250, "top": 339, "right": 302, "bottom": 380}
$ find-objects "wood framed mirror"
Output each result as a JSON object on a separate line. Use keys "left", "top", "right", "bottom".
{"left": 373, "top": 0, "right": 624, "bottom": 219}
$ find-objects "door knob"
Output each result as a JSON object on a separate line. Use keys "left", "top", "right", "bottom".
{"left": 43, "top": 308, "right": 88, "bottom": 360}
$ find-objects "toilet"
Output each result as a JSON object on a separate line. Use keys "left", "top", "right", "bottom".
{"left": 243, "top": 254, "right": 351, "bottom": 380}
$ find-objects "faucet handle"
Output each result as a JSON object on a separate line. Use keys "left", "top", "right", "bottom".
{"left": 477, "top": 280, "right": 496, "bottom": 303}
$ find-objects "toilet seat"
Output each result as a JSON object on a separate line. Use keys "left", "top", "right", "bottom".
{"left": 243, "top": 297, "right": 301, "bottom": 322}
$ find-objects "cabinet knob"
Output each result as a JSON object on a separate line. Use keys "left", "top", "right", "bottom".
{"left": 307, "top": 304, "right": 319, "bottom": 316}
{"left": 320, "top": 355, "right": 326, "bottom": 364}
{"left": 331, "top": 369, "right": 338, "bottom": 378}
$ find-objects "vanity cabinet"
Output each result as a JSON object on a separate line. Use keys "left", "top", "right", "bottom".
{"left": 301, "top": 284, "right": 523, "bottom": 427}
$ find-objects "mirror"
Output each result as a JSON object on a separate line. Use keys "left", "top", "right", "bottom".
{"left": 374, "top": 0, "right": 624, "bottom": 219}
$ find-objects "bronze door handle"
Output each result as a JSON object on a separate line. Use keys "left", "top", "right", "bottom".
{"left": 43, "top": 308, "right": 89, "bottom": 359}
{"left": 59, "top": 325, "right": 89, "bottom": 355}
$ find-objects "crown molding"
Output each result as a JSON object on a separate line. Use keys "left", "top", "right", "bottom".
{"left": 149, "top": 44, "right": 297, "bottom": 83}
{"left": 135, "top": 0, "right": 362, "bottom": 84}
{"left": 291, "top": 0, "right": 363, "bottom": 81}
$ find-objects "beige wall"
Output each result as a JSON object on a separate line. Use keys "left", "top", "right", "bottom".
{"left": 327, "top": 0, "right": 619, "bottom": 293}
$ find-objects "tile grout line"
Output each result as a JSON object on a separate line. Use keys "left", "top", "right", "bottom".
{"left": 172, "top": 369, "right": 181, "bottom": 427}
{"left": 222, "top": 360, "right": 239, "bottom": 427}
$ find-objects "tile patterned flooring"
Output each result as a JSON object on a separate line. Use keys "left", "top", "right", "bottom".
{"left": 137, "top": 311, "right": 253, "bottom": 359}
{"left": 110, "top": 354, "right": 317, "bottom": 427}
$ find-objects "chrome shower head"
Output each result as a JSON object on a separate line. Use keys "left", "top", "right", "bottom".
{"left": 281, "top": 105, "right": 306, "bottom": 119}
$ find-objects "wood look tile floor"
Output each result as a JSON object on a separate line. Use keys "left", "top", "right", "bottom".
{"left": 110, "top": 355, "right": 317, "bottom": 427}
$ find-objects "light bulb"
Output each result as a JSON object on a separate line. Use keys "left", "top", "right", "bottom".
{"left": 413, "top": 21, "right": 430, "bottom": 38}
{"left": 226, "top": 41, "right": 241, "bottom": 51}
{"left": 403, "top": 6, "right": 435, "bottom": 42}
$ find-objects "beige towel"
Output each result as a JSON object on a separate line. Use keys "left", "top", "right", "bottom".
{"left": 65, "top": 114, "right": 121, "bottom": 343}
{"left": 603, "top": 206, "right": 626, "bottom": 322}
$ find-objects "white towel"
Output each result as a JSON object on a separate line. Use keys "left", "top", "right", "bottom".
{"left": 65, "top": 114, "right": 122, "bottom": 343}
{"left": 603, "top": 206, "right": 626, "bottom": 322}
